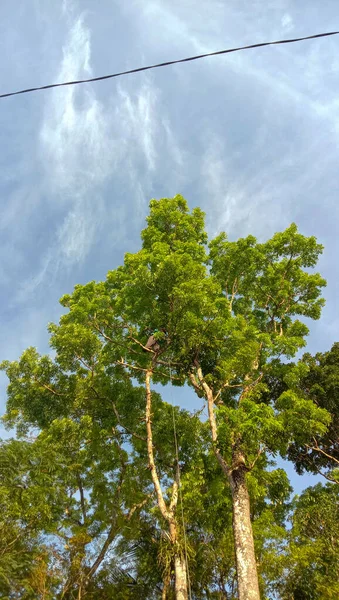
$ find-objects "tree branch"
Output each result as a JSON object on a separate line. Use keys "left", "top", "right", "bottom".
{"left": 169, "top": 463, "right": 180, "bottom": 515}
{"left": 128, "top": 335, "right": 155, "bottom": 353}
{"left": 145, "top": 369, "right": 171, "bottom": 522}
{"left": 248, "top": 446, "right": 264, "bottom": 471}
{"left": 76, "top": 474, "right": 87, "bottom": 525}
{"left": 306, "top": 439, "right": 339, "bottom": 465}
{"left": 110, "top": 400, "right": 148, "bottom": 443}
{"left": 126, "top": 496, "right": 150, "bottom": 521}
{"left": 117, "top": 359, "right": 147, "bottom": 373}
{"left": 74, "top": 353, "right": 94, "bottom": 373}
{"left": 229, "top": 277, "right": 238, "bottom": 312}
{"left": 195, "top": 366, "right": 230, "bottom": 477}
{"left": 33, "top": 378, "right": 63, "bottom": 396}
{"left": 86, "top": 520, "right": 119, "bottom": 579}
{"left": 188, "top": 372, "right": 202, "bottom": 394}
{"left": 312, "top": 464, "right": 339, "bottom": 485}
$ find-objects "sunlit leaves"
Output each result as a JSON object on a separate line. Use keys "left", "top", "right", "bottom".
{"left": 280, "top": 483, "right": 339, "bottom": 600}
{"left": 0, "top": 195, "right": 332, "bottom": 598}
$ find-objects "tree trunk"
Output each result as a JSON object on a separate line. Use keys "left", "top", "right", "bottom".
{"left": 145, "top": 370, "right": 188, "bottom": 600}
{"left": 162, "top": 571, "right": 171, "bottom": 600}
{"left": 192, "top": 366, "right": 260, "bottom": 600}
{"left": 170, "top": 521, "right": 188, "bottom": 600}
{"left": 230, "top": 465, "right": 260, "bottom": 600}
{"left": 174, "top": 555, "right": 188, "bottom": 600}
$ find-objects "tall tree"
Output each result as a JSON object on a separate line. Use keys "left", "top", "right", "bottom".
{"left": 39, "top": 195, "right": 329, "bottom": 600}
{"left": 1, "top": 196, "right": 331, "bottom": 599}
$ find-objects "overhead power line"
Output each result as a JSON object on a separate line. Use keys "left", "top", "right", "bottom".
{"left": 1, "top": 30, "right": 338, "bottom": 100}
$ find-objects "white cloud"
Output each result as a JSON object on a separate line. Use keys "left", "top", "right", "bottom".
{"left": 201, "top": 133, "right": 293, "bottom": 240}
{"left": 0, "top": 3, "right": 337, "bottom": 351}
{"left": 15, "top": 12, "right": 169, "bottom": 300}
{"left": 40, "top": 16, "right": 112, "bottom": 198}
{"left": 30, "top": 15, "right": 117, "bottom": 283}
{"left": 115, "top": 82, "right": 158, "bottom": 172}
{"left": 281, "top": 13, "right": 293, "bottom": 31}
{"left": 162, "top": 118, "right": 184, "bottom": 169}
{"left": 57, "top": 201, "right": 104, "bottom": 264}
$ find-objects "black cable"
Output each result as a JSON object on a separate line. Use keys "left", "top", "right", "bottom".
{"left": 1, "top": 30, "right": 338, "bottom": 100}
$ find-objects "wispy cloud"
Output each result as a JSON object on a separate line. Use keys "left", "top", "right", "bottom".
{"left": 19, "top": 14, "right": 117, "bottom": 292}
{"left": 21, "top": 10, "right": 177, "bottom": 295}
{"left": 40, "top": 15, "right": 114, "bottom": 199}
{"left": 281, "top": 13, "right": 294, "bottom": 32}
{"left": 2, "top": 0, "right": 339, "bottom": 497}
{"left": 115, "top": 81, "right": 158, "bottom": 172}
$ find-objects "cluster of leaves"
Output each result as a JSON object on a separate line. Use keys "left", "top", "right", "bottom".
{"left": 287, "top": 343, "right": 339, "bottom": 483}
{"left": 277, "top": 483, "right": 339, "bottom": 600}
{"left": 0, "top": 348, "right": 210, "bottom": 597}
{"left": 41, "top": 196, "right": 330, "bottom": 478}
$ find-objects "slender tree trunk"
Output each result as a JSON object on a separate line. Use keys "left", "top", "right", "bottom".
{"left": 170, "top": 521, "right": 188, "bottom": 600}
{"left": 145, "top": 370, "right": 189, "bottom": 600}
{"left": 230, "top": 462, "right": 260, "bottom": 600}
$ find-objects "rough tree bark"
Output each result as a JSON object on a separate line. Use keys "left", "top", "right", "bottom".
{"left": 190, "top": 367, "right": 261, "bottom": 600}
{"left": 174, "top": 554, "right": 188, "bottom": 600}
{"left": 162, "top": 572, "right": 171, "bottom": 600}
{"left": 230, "top": 453, "right": 260, "bottom": 600}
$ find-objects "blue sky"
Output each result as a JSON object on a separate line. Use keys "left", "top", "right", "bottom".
{"left": 1, "top": 0, "right": 339, "bottom": 493}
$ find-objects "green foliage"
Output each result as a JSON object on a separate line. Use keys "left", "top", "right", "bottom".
{"left": 0, "top": 360, "right": 155, "bottom": 597}
{"left": 285, "top": 343, "right": 339, "bottom": 482}
{"left": 0, "top": 438, "right": 64, "bottom": 597}
{"left": 0, "top": 196, "right": 332, "bottom": 598}
{"left": 279, "top": 483, "right": 339, "bottom": 600}
{"left": 39, "top": 197, "right": 328, "bottom": 470}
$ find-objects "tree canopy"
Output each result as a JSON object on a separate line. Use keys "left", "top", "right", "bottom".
{"left": 1, "top": 195, "right": 337, "bottom": 600}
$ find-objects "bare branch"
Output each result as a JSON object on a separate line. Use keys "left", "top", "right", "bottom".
{"left": 33, "top": 378, "right": 63, "bottom": 396}
{"left": 126, "top": 496, "right": 150, "bottom": 521}
{"left": 248, "top": 446, "right": 264, "bottom": 471}
{"left": 313, "top": 464, "right": 339, "bottom": 485}
{"left": 214, "top": 381, "right": 246, "bottom": 402}
{"left": 74, "top": 353, "right": 94, "bottom": 373}
{"left": 117, "top": 358, "right": 177, "bottom": 381}
{"left": 128, "top": 335, "right": 155, "bottom": 353}
{"left": 91, "top": 322, "right": 115, "bottom": 343}
{"left": 111, "top": 400, "right": 148, "bottom": 443}
{"left": 195, "top": 366, "right": 230, "bottom": 477}
{"left": 86, "top": 519, "right": 119, "bottom": 579}
{"left": 145, "top": 369, "right": 172, "bottom": 522}
{"left": 117, "top": 359, "right": 147, "bottom": 373}
{"left": 239, "top": 372, "right": 263, "bottom": 403}
{"left": 229, "top": 277, "right": 238, "bottom": 311}
{"left": 306, "top": 439, "right": 339, "bottom": 466}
